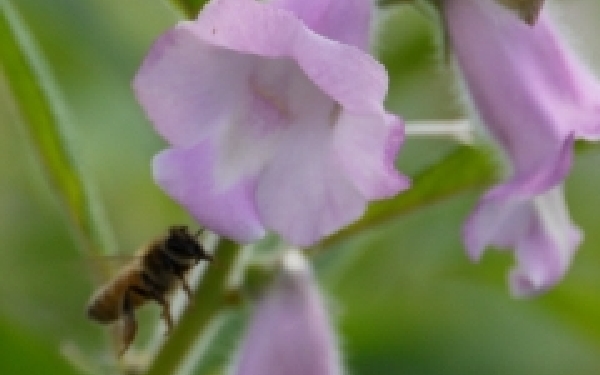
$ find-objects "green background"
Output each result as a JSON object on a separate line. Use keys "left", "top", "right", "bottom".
{"left": 2, "top": 0, "right": 600, "bottom": 374}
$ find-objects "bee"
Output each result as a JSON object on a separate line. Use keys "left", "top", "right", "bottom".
{"left": 86, "top": 225, "right": 213, "bottom": 356}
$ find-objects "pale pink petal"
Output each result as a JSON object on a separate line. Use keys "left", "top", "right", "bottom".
{"left": 232, "top": 250, "right": 343, "bottom": 375}
{"left": 244, "top": 60, "right": 404, "bottom": 247}
{"left": 509, "top": 187, "right": 583, "bottom": 297}
{"left": 152, "top": 141, "right": 266, "bottom": 243}
{"left": 444, "top": 0, "right": 600, "bottom": 172}
{"left": 135, "top": 0, "right": 406, "bottom": 246}
{"left": 255, "top": 117, "right": 365, "bottom": 247}
{"left": 333, "top": 111, "right": 409, "bottom": 199}
{"left": 465, "top": 133, "right": 574, "bottom": 261}
{"left": 133, "top": 25, "right": 251, "bottom": 147}
{"left": 190, "top": 0, "right": 388, "bottom": 113}
{"left": 445, "top": 0, "right": 600, "bottom": 294}
{"left": 465, "top": 186, "right": 581, "bottom": 297}
{"left": 463, "top": 194, "right": 532, "bottom": 262}
{"left": 271, "top": 0, "right": 371, "bottom": 50}
{"left": 211, "top": 58, "right": 297, "bottom": 188}
{"left": 293, "top": 30, "right": 387, "bottom": 113}
{"left": 464, "top": 129, "right": 576, "bottom": 289}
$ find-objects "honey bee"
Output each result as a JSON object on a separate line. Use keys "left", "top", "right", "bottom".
{"left": 86, "top": 225, "right": 213, "bottom": 356}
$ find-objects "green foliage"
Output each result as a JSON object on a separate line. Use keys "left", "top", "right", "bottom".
{"left": 0, "top": 317, "right": 81, "bottom": 375}
{"left": 0, "top": 0, "right": 115, "bottom": 259}
{"left": 2, "top": 0, "right": 600, "bottom": 375}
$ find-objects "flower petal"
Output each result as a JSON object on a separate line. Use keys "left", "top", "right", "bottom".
{"left": 444, "top": 0, "right": 600, "bottom": 165}
{"left": 463, "top": 133, "right": 572, "bottom": 261}
{"left": 152, "top": 141, "right": 266, "bottom": 242}
{"left": 136, "top": 0, "right": 405, "bottom": 246}
{"left": 509, "top": 187, "right": 583, "bottom": 297}
{"left": 333, "top": 111, "right": 410, "bottom": 199}
{"left": 465, "top": 185, "right": 581, "bottom": 297}
{"left": 133, "top": 24, "right": 251, "bottom": 147}
{"left": 445, "top": 0, "right": 599, "bottom": 294}
{"left": 464, "top": 191, "right": 534, "bottom": 262}
{"left": 231, "top": 250, "right": 343, "bottom": 375}
{"left": 190, "top": 0, "right": 388, "bottom": 113}
{"left": 255, "top": 116, "right": 365, "bottom": 247}
{"left": 271, "top": 0, "right": 372, "bottom": 50}
{"left": 212, "top": 58, "right": 299, "bottom": 188}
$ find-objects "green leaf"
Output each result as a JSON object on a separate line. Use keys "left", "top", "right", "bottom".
{"left": 166, "top": 0, "right": 209, "bottom": 19}
{"left": 0, "top": 1, "right": 115, "bottom": 259}
{"left": 318, "top": 145, "right": 498, "bottom": 249}
{"left": 0, "top": 317, "right": 82, "bottom": 375}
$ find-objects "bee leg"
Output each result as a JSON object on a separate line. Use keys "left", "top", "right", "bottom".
{"left": 161, "top": 307, "right": 174, "bottom": 335}
{"left": 164, "top": 260, "right": 194, "bottom": 302}
{"left": 130, "top": 285, "right": 173, "bottom": 337}
{"left": 177, "top": 273, "right": 194, "bottom": 301}
{"left": 137, "top": 276, "right": 174, "bottom": 335}
{"left": 154, "top": 295, "right": 174, "bottom": 335}
{"left": 118, "top": 289, "right": 137, "bottom": 357}
{"left": 163, "top": 254, "right": 194, "bottom": 301}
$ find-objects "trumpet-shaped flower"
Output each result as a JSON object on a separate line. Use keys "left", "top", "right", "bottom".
{"left": 443, "top": 0, "right": 600, "bottom": 296}
{"left": 133, "top": 0, "right": 408, "bottom": 246}
{"left": 231, "top": 250, "right": 343, "bottom": 375}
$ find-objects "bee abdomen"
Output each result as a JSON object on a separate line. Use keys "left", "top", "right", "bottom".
{"left": 87, "top": 291, "right": 120, "bottom": 323}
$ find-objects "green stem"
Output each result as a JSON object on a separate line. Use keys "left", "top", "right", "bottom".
{"left": 145, "top": 239, "right": 240, "bottom": 375}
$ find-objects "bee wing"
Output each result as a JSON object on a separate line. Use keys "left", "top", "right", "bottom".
{"left": 84, "top": 255, "right": 138, "bottom": 285}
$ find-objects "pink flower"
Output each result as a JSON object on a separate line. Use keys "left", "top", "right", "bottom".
{"left": 443, "top": 0, "right": 600, "bottom": 296}
{"left": 231, "top": 250, "right": 343, "bottom": 375}
{"left": 133, "top": 0, "right": 408, "bottom": 246}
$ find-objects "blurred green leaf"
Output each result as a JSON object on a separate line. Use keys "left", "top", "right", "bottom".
{"left": 0, "top": 317, "right": 81, "bottom": 375}
{"left": 319, "top": 145, "right": 497, "bottom": 248}
{"left": 0, "top": 1, "right": 115, "bottom": 259}
{"left": 167, "top": 0, "right": 209, "bottom": 19}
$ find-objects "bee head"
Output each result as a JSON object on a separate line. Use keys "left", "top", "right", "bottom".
{"left": 166, "top": 225, "right": 213, "bottom": 262}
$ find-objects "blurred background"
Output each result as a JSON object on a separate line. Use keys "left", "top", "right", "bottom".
{"left": 2, "top": 0, "right": 600, "bottom": 374}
